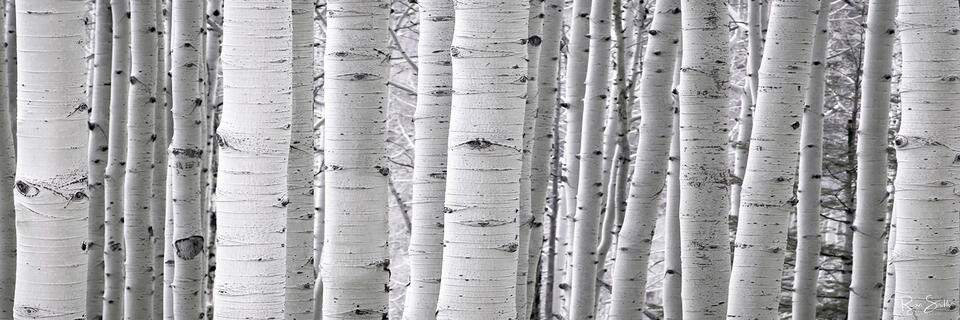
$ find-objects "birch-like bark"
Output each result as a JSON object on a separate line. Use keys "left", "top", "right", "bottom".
{"left": 791, "top": 0, "right": 829, "bottom": 317}
{"left": 847, "top": 0, "right": 896, "bottom": 318}
{"left": 891, "top": 0, "right": 960, "bottom": 317}
{"left": 730, "top": 0, "right": 764, "bottom": 217}
{"left": 0, "top": 2, "right": 10, "bottom": 318}
{"left": 726, "top": 0, "right": 820, "bottom": 317}
{"left": 312, "top": 7, "right": 326, "bottom": 314}
{"left": 606, "top": 1, "right": 680, "bottom": 317}
{"left": 3, "top": 0, "right": 12, "bottom": 146}
{"left": 434, "top": 0, "right": 528, "bottom": 317}
{"left": 12, "top": 0, "right": 88, "bottom": 318}
{"left": 161, "top": 0, "right": 176, "bottom": 317}
{"left": 86, "top": 1, "right": 112, "bottom": 318}
{"left": 321, "top": 0, "right": 391, "bottom": 317}
{"left": 662, "top": 105, "right": 682, "bottom": 320}
{"left": 170, "top": 0, "right": 206, "bottom": 318}
{"left": 104, "top": 0, "right": 131, "bottom": 315}
{"left": 880, "top": 210, "right": 896, "bottom": 320}
{"left": 284, "top": 0, "right": 316, "bottom": 318}
{"left": 151, "top": 2, "right": 167, "bottom": 319}
{"left": 213, "top": 0, "right": 293, "bottom": 317}
{"left": 401, "top": 0, "right": 453, "bottom": 317}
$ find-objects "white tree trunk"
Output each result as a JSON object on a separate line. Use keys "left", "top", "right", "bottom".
{"left": 401, "top": 0, "right": 453, "bottom": 317}
{"left": 847, "top": 0, "right": 896, "bottom": 318}
{"left": 12, "top": 0, "right": 89, "bottom": 318}
{"left": 3, "top": 0, "right": 13, "bottom": 146}
{"left": 0, "top": 1, "right": 11, "bottom": 317}
{"left": 730, "top": 0, "right": 764, "bottom": 218}
{"left": 726, "top": 0, "right": 820, "bottom": 317}
{"left": 434, "top": 0, "right": 528, "bottom": 317}
{"left": 213, "top": 0, "right": 293, "bottom": 317}
{"left": 321, "top": 0, "right": 391, "bottom": 317}
{"left": 606, "top": 0, "right": 680, "bottom": 318}
{"left": 662, "top": 104, "right": 682, "bottom": 320}
{"left": 881, "top": 210, "right": 896, "bottom": 320}
{"left": 791, "top": 0, "right": 829, "bottom": 317}
{"left": 312, "top": 7, "right": 326, "bottom": 314}
{"left": 891, "top": 0, "right": 960, "bottom": 317}
{"left": 86, "top": 1, "right": 112, "bottom": 318}
{"left": 151, "top": 2, "right": 168, "bottom": 319}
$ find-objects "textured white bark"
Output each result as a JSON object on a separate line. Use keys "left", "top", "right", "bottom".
{"left": 321, "top": 0, "right": 390, "bottom": 317}
{"left": 434, "top": 0, "right": 528, "bottom": 317}
{"left": 791, "top": 0, "right": 829, "bottom": 317}
{"left": 12, "top": 0, "right": 88, "bottom": 318}
{"left": 881, "top": 210, "right": 896, "bottom": 320}
{"left": 891, "top": 0, "right": 960, "bottom": 317}
{"left": 401, "top": 0, "right": 452, "bottom": 317}
{"left": 161, "top": 0, "right": 175, "bottom": 317}
{"left": 284, "top": 1, "right": 316, "bottom": 319}
{"left": 86, "top": 1, "right": 112, "bottom": 318}
{"left": 312, "top": 8, "right": 325, "bottom": 315}
{"left": 847, "top": 0, "right": 896, "bottom": 318}
{"left": 170, "top": 0, "right": 206, "bottom": 318}
{"left": 726, "top": 0, "right": 820, "bottom": 317}
{"left": 730, "top": 0, "right": 763, "bottom": 218}
{"left": 3, "top": 1, "right": 12, "bottom": 146}
{"left": 150, "top": 2, "right": 167, "bottom": 318}
{"left": 662, "top": 107, "right": 682, "bottom": 320}
{"left": 606, "top": 1, "right": 680, "bottom": 317}
{"left": 212, "top": 0, "right": 293, "bottom": 318}
{"left": 0, "top": 2, "right": 10, "bottom": 318}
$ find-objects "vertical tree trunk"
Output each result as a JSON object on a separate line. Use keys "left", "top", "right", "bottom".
{"left": 87, "top": 1, "right": 112, "bottom": 318}
{"left": 607, "top": 0, "right": 680, "bottom": 318}
{"left": 791, "top": 0, "right": 829, "bottom": 317}
{"left": 4, "top": 0, "right": 13, "bottom": 148}
{"left": 726, "top": 0, "right": 820, "bottom": 317}
{"left": 0, "top": 0, "right": 10, "bottom": 317}
{"left": 891, "top": 0, "right": 960, "bottom": 317}
{"left": 12, "top": 0, "right": 88, "bottom": 318}
{"left": 434, "top": 0, "right": 528, "bottom": 317}
{"left": 401, "top": 0, "right": 453, "bottom": 317}
{"left": 321, "top": 0, "right": 391, "bottom": 317}
{"left": 312, "top": 5, "right": 326, "bottom": 314}
{"left": 730, "top": 0, "right": 764, "bottom": 217}
{"left": 170, "top": 0, "right": 206, "bottom": 318}
{"left": 151, "top": 2, "right": 168, "bottom": 319}
{"left": 662, "top": 102, "right": 682, "bottom": 320}
{"left": 213, "top": 0, "right": 293, "bottom": 317}
{"left": 104, "top": 0, "right": 131, "bottom": 315}
{"left": 880, "top": 210, "right": 896, "bottom": 320}
{"left": 847, "top": 0, "right": 896, "bottom": 318}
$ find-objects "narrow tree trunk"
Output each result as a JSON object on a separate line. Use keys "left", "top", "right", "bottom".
{"left": 847, "top": 0, "right": 896, "bottom": 318}
{"left": 12, "top": 0, "right": 88, "bottom": 318}
{"left": 730, "top": 0, "right": 764, "bottom": 217}
{"left": 4, "top": 0, "right": 13, "bottom": 148}
{"left": 791, "top": 0, "right": 829, "bottom": 317}
{"left": 543, "top": 103, "right": 562, "bottom": 320}
{"left": 726, "top": 0, "right": 820, "bottom": 317}
{"left": 880, "top": 209, "right": 896, "bottom": 320}
{"left": 434, "top": 0, "right": 528, "bottom": 317}
{"left": 401, "top": 0, "right": 453, "bottom": 317}
{"left": 662, "top": 103, "right": 682, "bottom": 320}
{"left": 312, "top": 6, "right": 326, "bottom": 314}
{"left": 321, "top": 0, "right": 391, "bottom": 317}
{"left": 87, "top": 1, "right": 113, "bottom": 318}
{"left": 151, "top": 2, "right": 168, "bottom": 319}
{"left": 891, "top": 0, "right": 960, "bottom": 317}
{"left": 607, "top": 0, "right": 681, "bottom": 317}
{"left": 0, "top": 1, "right": 11, "bottom": 317}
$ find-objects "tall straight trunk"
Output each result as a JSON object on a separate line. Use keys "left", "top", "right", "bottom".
{"left": 677, "top": 0, "right": 732, "bottom": 316}
{"left": 891, "top": 0, "right": 960, "bottom": 317}
{"left": 607, "top": 0, "right": 680, "bottom": 318}
{"left": 284, "top": 0, "right": 316, "bottom": 318}
{"left": 791, "top": 0, "right": 829, "bottom": 317}
{"left": 662, "top": 104, "right": 682, "bottom": 320}
{"left": 401, "top": 0, "right": 453, "bottom": 316}
{"left": 170, "top": 0, "right": 206, "bottom": 318}
{"left": 202, "top": 1, "right": 222, "bottom": 309}
{"left": 12, "top": 0, "right": 88, "bottom": 318}
{"left": 0, "top": 1, "right": 10, "bottom": 317}
{"left": 161, "top": 0, "right": 176, "bottom": 317}
{"left": 312, "top": 7, "right": 326, "bottom": 315}
{"left": 730, "top": 0, "right": 764, "bottom": 217}
{"left": 213, "top": 0, "right": 293, "bottom": 317}
{"left": 880, "top": 209, "right": 896, "bottom": 320}
{"left": 104, "top": 0, "right": 131, "bottom": 315}
{"left": 123, "top": 1, "right": 159, "bottom": 317}
{"left": 847, "top": 0, "right": 896, "bottom": 317}
{"left": 87, "top": 1, "right": 112, "bottom": 318}
{"left": 151, "top": 2, "right": 167, "bottom": 319}
{"left": 321, "top": 0, "right": 391, "bottom": 317}
{"left": 543, "top": 103, "right": 562, "bottom": 320}
{"left": 3, "top": 0, "right": 12, "bottom": 148}
{"left": 726, "top": 0, "right": 820, "bottom": 317}
{"left": 434, "top": 0, "right": 528, "bottom": 317}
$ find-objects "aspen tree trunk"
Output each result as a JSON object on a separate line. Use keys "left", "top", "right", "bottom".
{"left": 847, "top": 0, "right": 896, "bottom": 318}
{"left": 151, "top": 2, "right": 168, "bottom": 319}
{"left": 3, "top": 0, "right": 12, "bottom": 146}
{"left": 170, "top": 0, "right": 206, "bottom": 318}
{"left": 791, "top": 0, "right": 829, "bottom": 317}
{"left": 401, "top": 0, "right": 453, "bottom": 316}
{"left": 312, "top": 7, "right": 326, "bottom": 314}
{"left": 86, "top": 1, "right": 112, "bottom": 318}
{"left": 607, "top": 0, "right": 680, "bottom": 317}
{"left": 284, "top": 0, "right": 316, "bottom": 318}
{"left": 434, "top": 0, "right": 528, "bottom": 317}
{"left": 123, "top": 1, "right": 159, "bottom": 317}
{"left": 12, "top": 0, "right": 88, "bottom": 318}
{"left": 0, "top": 2, "right": 10, "bottom": 318}
{"left": 730, "top": 0, "right": 764, "bottom": 217}
{"left": 677, "top": 0, "right": 732, "bottom": 316}
{"left": 880, "top": 210, "right": 896, "bottom": 320}
{"left": 161, "top": 1, "right": 176, "bottom": 317}
{"left": 566, "top": 0, "right": 614, "bottom": 315}
{"left": 213, "top": 0, "right": 293, "bottom": 317}
{"left": 104, "top": 0, "right": 131, "bottom": 315}
{"left": 726, "top": 0, "right": 820, "bottom": 318}
{"left": 891, "top": 0, "right": 960, "bottom": 317}
{"left": 544, "top": 105, "right": 562, "bottom": 320}
{"left": 662, "top": 105, "right": 682, "bottom": 320}
{"left": 321, "top": 0, "right": 391, "bottom": 317}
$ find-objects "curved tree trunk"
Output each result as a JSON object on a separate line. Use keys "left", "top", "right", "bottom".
{"left": 401, "top": 0, "right": 453, "bottom": 317}
{"left": 726, "top": 0, "right": 820, "bottom": 317}
{"left": 434, "top": 0, "right": 528, "bottom": 317}
{"left": 606, "top": 0, "right": 680, "bottom": 317}
{"left": 12, "top": 0, "right": 88, "bottom": 318}
{"left": 891, "top": 0, "right": 960, "bottom": 317}
{"left": 87, "top": 1, "right": 112, "bottom": 318}
{"left": 847, "top": 0, "right": 896, "bottom": 318}
{"left": 321, "top": 0, "right": 391, "bottom": 317}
